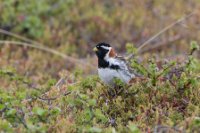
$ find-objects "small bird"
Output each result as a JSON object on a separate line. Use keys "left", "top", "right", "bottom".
{"left": 93, "top": 42, "right": 136, "bottom": 86}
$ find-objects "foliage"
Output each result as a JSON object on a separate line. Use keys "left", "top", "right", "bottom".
{"left": 0, "top": 42, "right": 199, "bottom": 132}
{"left": 0, "top": 0, "right": 200, "bottom": 54}
{"left": 0, "top": 0, "right": 200, "bottom": 132}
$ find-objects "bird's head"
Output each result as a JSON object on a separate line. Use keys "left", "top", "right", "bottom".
{"left": 93, "top": 42, "right": 116, "bottom": 60}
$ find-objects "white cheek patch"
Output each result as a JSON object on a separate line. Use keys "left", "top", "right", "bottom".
{"left": 103, "top": 47, "right": 112, "bottom": 60}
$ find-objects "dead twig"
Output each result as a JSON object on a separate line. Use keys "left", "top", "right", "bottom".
{"left": 137, "top": 11, "right": 196, "bottom": 54}
{"left": 38, "top": 79, "right": 80, "bottom": 101}
{"left": 140, "top": 35, "right": 181, "bottom": 54}
{"left": 0, "top": 40, "right": 95, "bottom": 69}
{"left": 154, "top": 125, "right": 184, "bottom": 133}
{"left": 38, "top": 91, "right": 71, "bottom": 101}
{"left": 55, "top": 77, "right": 67, "bottom": 89}
{"left": 0, "top": 28, "right": 41, "bottom": 45}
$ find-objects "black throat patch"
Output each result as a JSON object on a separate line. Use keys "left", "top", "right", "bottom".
{"left": 98, "top": 58, "right": 120, "bottom": 70}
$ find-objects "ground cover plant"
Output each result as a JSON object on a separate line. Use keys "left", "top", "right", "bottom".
{"left": 0, "top": 0, "right": 200, "bottom": 132}
{"left": 0, "top": 42, "right": 199, "bottom": 132}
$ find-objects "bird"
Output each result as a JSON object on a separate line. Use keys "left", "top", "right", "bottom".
{"left": 93, "top": 42, "right": 136, "bottom": 86}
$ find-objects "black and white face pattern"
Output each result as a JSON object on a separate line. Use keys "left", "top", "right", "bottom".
{"left": 94, "top": 42, "right": 135, "bottom": 86}
{"left": 94, "top": 42, "right": 111, "bottom": 59}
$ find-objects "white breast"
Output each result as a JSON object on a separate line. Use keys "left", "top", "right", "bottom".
{"left": 98, "top": 68, "right": 133, "bottom": 86}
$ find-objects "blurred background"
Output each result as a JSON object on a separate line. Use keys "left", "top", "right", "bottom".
{"left": 0, "top": 0, "right": 200, "bottom": 83}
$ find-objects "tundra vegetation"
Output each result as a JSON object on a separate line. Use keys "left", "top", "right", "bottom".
{"left": 0, "top": 0, "right": 200, "bottom": 132}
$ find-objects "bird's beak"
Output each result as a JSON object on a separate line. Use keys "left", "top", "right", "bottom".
{"left": 93, "top": 47, "right": 98, "bottom": 52}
